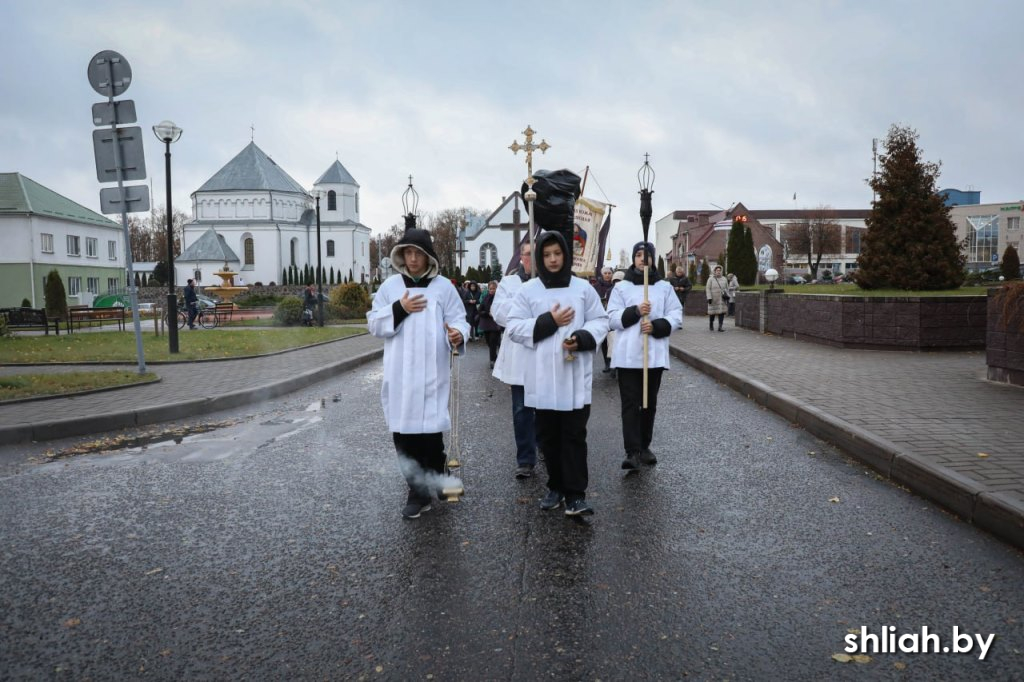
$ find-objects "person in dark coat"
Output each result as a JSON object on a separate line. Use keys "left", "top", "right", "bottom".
{"left": 477, "top": 280, "right": 502, "bottom": 367}
{"left": 592, "top": 266, "right": 615, "bottom": 373}
{"left": 461, "top": 281, "right": 480, "bottom": 340}
{"left": 183, "top": 278, "right": 199, "bottom": 329}
{"left": 668, "top": 265, "right": 693, "bottom": 312}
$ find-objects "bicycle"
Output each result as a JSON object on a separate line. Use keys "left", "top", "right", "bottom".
{"left": 166, "top": 301, "right": 218, "bottom": 330}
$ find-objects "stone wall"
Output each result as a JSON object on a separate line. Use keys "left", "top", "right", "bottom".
{"left": 986, "top": 286, "right": 1024, "bottom": 386}
{"left": 732, "top": 292, "right": 986, "bottom": 350}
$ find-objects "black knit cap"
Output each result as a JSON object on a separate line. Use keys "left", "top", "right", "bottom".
{"left": 632, "top": 241, "right": 656, "bottom": 262}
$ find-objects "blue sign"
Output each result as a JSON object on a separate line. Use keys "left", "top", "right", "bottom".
{"left": 992, "top": 253, "right": 999, "bottom": 264}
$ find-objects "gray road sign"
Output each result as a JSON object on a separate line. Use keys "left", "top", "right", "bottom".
{"left": 99, "top": 185, "right": 150, "bottom": 215}
{"left": 87, "top": 51, "right": 132, "bottom": 97}
{"left": 92, "top": 100, "right": 137, "bottom": 126}
{"left": 92, "top": 127, "right": 147, "bottom": 183}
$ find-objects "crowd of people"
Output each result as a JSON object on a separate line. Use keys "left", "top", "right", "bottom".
{"left": 368, "top": 227, "right": 749, "bottom": 521}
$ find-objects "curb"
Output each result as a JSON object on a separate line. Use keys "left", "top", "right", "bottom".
{"left": 0, "top": 347, "right": 382, "bottom": 447}
{"left": 669, "top": 343, "right": 1024, "bottom": 551}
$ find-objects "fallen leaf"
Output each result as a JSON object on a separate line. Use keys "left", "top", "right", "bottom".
{"left": 852, "top": 654, "right": 872, "bottom": 663}
{"left": 829, "top": 497, "right": 840, "bottom": 503}
{"left": 980, "top": 585, "right": 991, "bottom": 593}
{"left": 894, "top": 661, "right": 907, "bottom": 670}
{"left": 63, "top": 618, "right": 81, "bottom": 628}
{"left": 375, "top": 666, "right": 383, "bottom": 673}
{"left": 144, "top": 567, "right": 164, "bottom": 576}
{"left": 832, "top": 653, "right": 853, "bottom": 663}
{"left": 847, "top": 628, "right": 860, "bottom": 635}
{"left": 977, "top": 452, "right": 989, "bottom": 458}
{"left": 159, "top": 649, "right": 171, "bottom": 657}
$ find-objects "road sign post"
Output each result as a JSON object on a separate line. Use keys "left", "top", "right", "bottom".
{"left": 88, "top": 50, "right": 150, "bottom": 374}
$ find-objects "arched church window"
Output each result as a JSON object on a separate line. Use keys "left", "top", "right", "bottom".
{"left": 479, "top": 242, "right": 498, "bottom": 269}
{"left": 327, "top": 240, "right": 335, "bottom": 257}
{"left": 290, "top": 238, "right": 298, "bottom": 267}
{"left": 243, "top": 237, "right": 254, "bottom": 266}
{"left": 328, "top": 190, "right": 337, "bottom": 211}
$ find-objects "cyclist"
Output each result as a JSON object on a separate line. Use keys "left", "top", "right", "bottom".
{"left": 184, "top": 278, "right": 199, "bottom": 329}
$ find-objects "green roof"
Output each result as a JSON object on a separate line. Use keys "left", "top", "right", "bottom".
{"left": 0, "top": 173, "right": 119, "bottom": 228}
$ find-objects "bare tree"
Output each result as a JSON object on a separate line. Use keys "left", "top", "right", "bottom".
{"left": 781, "top": 205, "right": 842, "bottom": 278}
{"left": 421, "top": 207, "right": 485, "bottom": 275}
{"left": 128, "top": 206, "right": 189, "bottom": 263}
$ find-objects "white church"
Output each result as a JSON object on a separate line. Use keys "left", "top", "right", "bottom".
{"left": 177, "top": 142, "right": 371, "bottom": 287}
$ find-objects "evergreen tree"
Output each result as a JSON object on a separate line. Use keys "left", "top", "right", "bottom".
{"left": 657, "top": 256, "right": 666, "bottom": 279}
{"left": 726, "top": 219, "right": 745, "bottom": 279}
{"left": 329, "top": 266, "right": 335, "bottom": 285}
{"left": 739, "top": 226, "right": 758, "bottom": 285}
{"left": 699, "top": 259, "right": 710, "bottom": 285}
{"left": 491, "top": 264, "right": 503, "bottom": 282}
{"left": 151, "top": 260, "right": 168, "bottom": 285}
{"left": 1002, "top": 244, "right": 1021, "bottom": 280}
{"left": 43, "top": 269, "right": 68, "bottom": 319}
{"left": 688, "top": 260, "right": 698, "bottom": 283}
{"left": 857, "top": 124, "right": 965, "bottom": 289}
{"left": 282, "top": 267, "right": 288, "bottom": 285}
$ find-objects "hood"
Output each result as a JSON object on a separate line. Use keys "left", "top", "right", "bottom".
{"left": 390, "top": 228, "right": 440, "bottom": 280}
{"left": 534, "top": 231, "right": 573, "bottom": 288}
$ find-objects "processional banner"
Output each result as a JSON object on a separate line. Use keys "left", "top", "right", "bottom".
{"left": 572, "top": 196, "right": 608, "bottom": 275}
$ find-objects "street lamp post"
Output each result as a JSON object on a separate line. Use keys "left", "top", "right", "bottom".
{"left": 312, "top": 190, "right": 324, "bottom": 326}
{"left": 152, "top": 120, "right": 182, "bottom": 353}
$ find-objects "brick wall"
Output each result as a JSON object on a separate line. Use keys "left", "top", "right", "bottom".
{"left": 986, "top": 287, "right": 1024, "bottom": 386}
{"left": 733, "top": 292, "right": 986, "bottom": 350}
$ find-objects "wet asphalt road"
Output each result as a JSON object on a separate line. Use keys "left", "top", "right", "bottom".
{"left": 1, "top": 340, "right": 1023, "bottom": 680}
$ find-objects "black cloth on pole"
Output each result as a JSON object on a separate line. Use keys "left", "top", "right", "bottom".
{"left": 522, "top": 169, "right": 581, "bottom": 247}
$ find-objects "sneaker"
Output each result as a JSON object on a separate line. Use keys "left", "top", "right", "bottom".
{"left": 638, "top": 448, "right": 658, "bottom": 466}
{"left": 621, "top": 453, "right": 640, "bottom": 470}
{"left": 718, "top": 327, "right": 725, "bottom": 332}
{"left": 602, "top": 366, "right": 612, "bottom": 374}
{"left": 539, "top": 490, "right": 564, "bottom": 510}
{"left": 402, "top": 491, "right": 432, "bottom": 519}
{"left": 564, "top": 498, "right": 594, "bottom": 516}
{"left": 515, "top": 465, "right": 534, "bottom": 479}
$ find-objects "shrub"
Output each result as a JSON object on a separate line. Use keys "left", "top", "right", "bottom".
{"left": 330, "top": 282, "right": 371, "bottom": 313}
{"left": 273, "top": 296, "right": 304, "bottom": 326}
{"left": 234, "top": 293, "right": 284, "bottom": 307}
{"left": 44, "top": 269, "right": 68, "bottom": 320}
{"left": 1001, "top": 245, "right": 1020, "bottom": 281}
{"left": 325, "top": 303, "right": 358, "bottom": 321}
{"left": 21, "top": 298, "right": 31, "bottom": 307}
{"left": 0, "top": 313, "right": 9, "bottom": 337}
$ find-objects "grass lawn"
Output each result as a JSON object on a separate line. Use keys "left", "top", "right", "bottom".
{"left": 739, "top": 283, "right": 996, "bottom": 297}
{"left": 0, "top": 371, "right": 159, "bottom": 401}
{"left": 0, "top": 326, "right": 366, "bottom": 364}
{"left": 219, "top": 318, "right": 367, "bottom": 328}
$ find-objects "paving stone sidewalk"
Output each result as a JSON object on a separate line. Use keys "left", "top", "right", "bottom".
{"left": 670, "top": 317, "right": 1024, "bottom": 549}
{"left": 0, "top": 333, "right": 383, "bottom": 445}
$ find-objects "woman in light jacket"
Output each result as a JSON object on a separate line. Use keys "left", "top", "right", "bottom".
{"left": 706, "top": 265, "right": 729, "bottom": 332}
{"left": 726, "top": 272, "right": 739, "bottom": 316}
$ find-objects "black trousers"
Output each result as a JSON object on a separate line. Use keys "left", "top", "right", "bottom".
{"left": 617, "top": 367, "right": 664, "bottom": 455}
{"left": 535, "top": 405, "right": 591, "bottom": 501}
{"left": 709, "top": 313, "right": 724, "bottom": 329}
{"left": 392, "top": 432, "right": 446, "bottom": 496}
{"left": 600, "top": 338, "right": 610, "bottom": 367}
{"left": 484, "top": 330, "right": 502, "bottom": 362}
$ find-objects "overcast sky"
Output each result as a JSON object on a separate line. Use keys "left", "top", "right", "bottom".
{"left": 3, "top": 0, "right": 1022, "bottom": 262}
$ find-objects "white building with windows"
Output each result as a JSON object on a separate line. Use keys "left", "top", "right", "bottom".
{"left": 458, "top": 192, "right": 531, "bottom": 278}
{"left": 0, "top": 172, "right": 125, "bottom": 308}
{"left": 950, "top": 201, "right": 1023, "bottom": 272}
{"left": 179, "top": 143, "right": 371, "bottom": 286}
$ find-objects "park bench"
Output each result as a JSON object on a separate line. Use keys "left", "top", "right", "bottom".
{"left": 0, "top": 307, "right": 60, "bottom": 335}
{"left": 213, "top": 302, "right": 234, "bottom": 323}
{"left": 66, "top": 306, "right": 126, "bottom": 333}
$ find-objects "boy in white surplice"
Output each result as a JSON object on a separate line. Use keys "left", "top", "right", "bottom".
{"left": 367, "top": 229, "right": 469, "bottom": 519}
{"left": 506, "top": 232, "right": 608, "bottom": 517}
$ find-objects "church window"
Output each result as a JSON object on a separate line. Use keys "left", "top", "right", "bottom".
{"left": 290, "top": 238, "right": 298, "bottom": 267}
{"left": 328, "top": 190, "right": 337, "bottom": 211}
{"left": 355, "top": 192, "right": 359, "bottom": 214}
{"left": 479, "top": 242, "right": 498, "bottom": 269}
{"left": 327, "top": 240, "right": 335, "bottom": 257}
{"left": 244, "top": 237, "right": 254, "bottom": 266}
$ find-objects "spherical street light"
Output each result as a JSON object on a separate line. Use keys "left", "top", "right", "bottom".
{"left": 765, "top": 268, "right": 779, "bottom": 290}
{"left": 152, "top": 120, "right": 182, "bottom": 352}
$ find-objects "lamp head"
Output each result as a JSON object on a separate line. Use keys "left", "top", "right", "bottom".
{"left": 152, "top": 120, "right": 182, "bottom": 143}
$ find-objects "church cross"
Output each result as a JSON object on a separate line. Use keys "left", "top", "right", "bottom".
{"left": 250, "top": 124, "right": 255, "bottom": 141}
{"left": 509, "top": 125, "right": 550, "bottom": 189}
